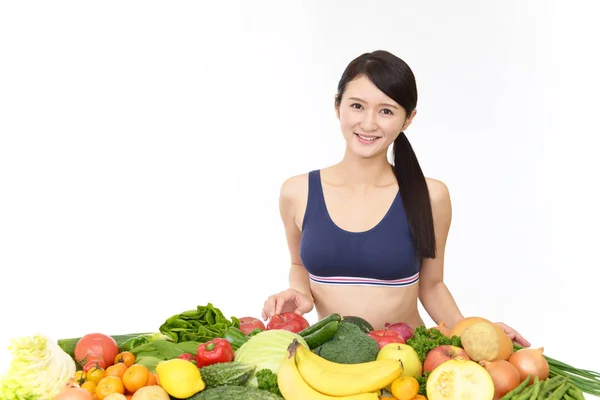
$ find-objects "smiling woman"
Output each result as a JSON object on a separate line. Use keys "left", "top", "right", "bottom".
{"left": 260, "top": 49, "right": 530, "bottom": 348}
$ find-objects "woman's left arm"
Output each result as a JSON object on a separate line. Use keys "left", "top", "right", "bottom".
{"left": 418, "top": 179, "right": 531, "bottom": 347}
{"left": 418, "top": 179, "right": 464, "bottom": 329}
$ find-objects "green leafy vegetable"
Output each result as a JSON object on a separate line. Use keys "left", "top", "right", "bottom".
{"left": 234, "top": 329, "right": 309, "bottom": 388}
{"left": 129, "top": 340, "right": 200, "bottom": 372}
{"left": 159, "top": 303, "right": 240, "bottom": 343}
{"left": 406, "top": 326, "right": 461, "bottom": 364}
{"left": 256, "top": 368, "right": 281, "bottom": 396}
{"left": 0, "top": 334, "right": 76, "bottom": 400}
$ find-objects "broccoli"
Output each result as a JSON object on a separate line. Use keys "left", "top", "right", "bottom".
{"left": 315, "top": 321, "right": 380, "bottom": 364}
{"left": 256, "top": 368, "right": 281, "bottom": 396}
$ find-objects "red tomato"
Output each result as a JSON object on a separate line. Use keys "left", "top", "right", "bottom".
{"left": 74, "top": 333, "right": 119, "bottom": 367}
{"left": 83, "top": 357, "right": 106, "bottom": 372}
{"left": 238, "top": 317, "right": 266, "bottom": 335}
{"left": 266, "top": 312, "right": 310, "bottom": 333}
{"left": 367, "top": 329, "right": 405, "bottom": 349}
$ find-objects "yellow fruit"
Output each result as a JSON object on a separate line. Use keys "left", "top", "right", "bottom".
{"left": 426, "top": 359, "right": 494, "bottom": 400}
{"left": 377, "top": 343, "right": 423, "bottom": 378}
{"left": 155, "top": 358, "right": 205, "bottom": 398}
{"left": 390, "top": 376, "right": 420, "bottom": 400}
{"left": 295, "top": 343, "right": 403, "bottom": 396}
{"left": 277, "top": 339, "right": 380, "bottom": 400}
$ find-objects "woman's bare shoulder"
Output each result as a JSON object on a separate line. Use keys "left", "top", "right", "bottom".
{"left": 279, "top": 172, "right": 312, "bottom": 211}
{"left": 425, "top": 177, "right": 452, "bottom": 211}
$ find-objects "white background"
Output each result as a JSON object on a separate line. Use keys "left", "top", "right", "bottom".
{"left": 1, "top": 0, "right": 599, "bottom": 397}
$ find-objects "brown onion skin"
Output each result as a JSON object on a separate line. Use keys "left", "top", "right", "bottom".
{"left": 508, "top": 347, "right": 550, "bottom": 383}
{"left": 480, "top": 359, "right": 522, "bottom": 399}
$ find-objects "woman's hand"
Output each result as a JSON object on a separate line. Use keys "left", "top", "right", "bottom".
{"left": 261, "top": 288, "right": 314, "bottom": 321}
{"left": 495, "top": 322, "right": 531, "bottom": 347}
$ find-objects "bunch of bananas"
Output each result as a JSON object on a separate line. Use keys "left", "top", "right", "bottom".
{"left": 277, "top": 339, "right": 404, "bottom": 399}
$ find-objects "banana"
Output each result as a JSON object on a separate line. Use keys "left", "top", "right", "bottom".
{"left": 277, "top": 340, "right": 380, "bottom": 400}
{"left": 294, "top": 341, "right": 404, "bottom": 396}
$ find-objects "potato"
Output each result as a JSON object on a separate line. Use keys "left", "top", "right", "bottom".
{"left": 131, "top": 386, "right": 170, "bottom": 400}
{"left": 104, "top": 394, "right": 127, "bottom": 400}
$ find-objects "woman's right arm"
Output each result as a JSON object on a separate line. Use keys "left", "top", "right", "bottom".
{"left": 262, "top": 176, "right": 315, "bottom": 320}
{"left": 279, "top": 176, "right": 314, "bottom": 303}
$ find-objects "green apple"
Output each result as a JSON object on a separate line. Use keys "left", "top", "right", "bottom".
{"left": 377, "top": 342, "right": 423, "bottom": 378}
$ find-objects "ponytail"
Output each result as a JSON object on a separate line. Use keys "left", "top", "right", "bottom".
{"left": 392, "top": 132, "right": 436, "bottom": 259}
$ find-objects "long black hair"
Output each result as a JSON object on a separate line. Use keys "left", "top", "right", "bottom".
{"left": 334, "top": 50, "right": 436, "bottom": 259}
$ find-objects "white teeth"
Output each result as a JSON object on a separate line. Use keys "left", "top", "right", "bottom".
{"left": 358, "top": 134, "right": 377, "bottom": 141}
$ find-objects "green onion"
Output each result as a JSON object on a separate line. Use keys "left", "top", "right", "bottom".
{"left": 514, "top": 344, "right": 600, "bottom": 396}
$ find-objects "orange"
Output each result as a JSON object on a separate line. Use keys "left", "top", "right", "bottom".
{"left": 390, "top": 376, "right": 420, "bottom": 400}
{"left": 95, "top": 376, "right": 125, "bottom": 400}
{"left": 146, "top": 373, "right": 157, "bottom": 386}
{"left": 114, "top": 351, "right": 136, "bottom": 368}
{"left": 105, "top": 363, "right": 128, "bottom": 379}
{"left": 122, "top": 364, "right": 150, "bottom": 393}
{"left": 412, "top": 395, "right": 427, "bottom": 400}
{"left": 80, "top": 380, "right": 97, "bottom": 395}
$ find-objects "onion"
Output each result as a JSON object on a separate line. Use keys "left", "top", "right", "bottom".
{"left": 53, "top": 386, "right": 94, "bottom": 400}
{"left": 508, "top": 347, "right": 550, "bottom": 382}
{"left": 480, "top": 360, "right": 522, "bottom": 399}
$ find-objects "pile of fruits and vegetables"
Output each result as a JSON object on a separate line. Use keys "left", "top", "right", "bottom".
{"left": 2, "top": 303, "right": 600, "bottom": 400}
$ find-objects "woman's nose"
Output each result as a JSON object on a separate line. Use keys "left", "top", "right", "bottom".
{"left": 360, "top": 113, "right": 378, "bottom": 132}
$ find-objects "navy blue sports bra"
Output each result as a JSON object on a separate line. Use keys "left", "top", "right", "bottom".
{"left": 299, "top": 170, "right": 421, "bottom": 287}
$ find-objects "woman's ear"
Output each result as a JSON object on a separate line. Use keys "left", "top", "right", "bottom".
{"left": 334, "top": 94, "right": 340, "bottom": 119}
{"left": 402, "top": 109, "right": 417, "bottom": 131}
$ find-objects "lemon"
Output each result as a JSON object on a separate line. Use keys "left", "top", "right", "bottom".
{"left": 155, "top": 358, "right": 205, "bottom": 398}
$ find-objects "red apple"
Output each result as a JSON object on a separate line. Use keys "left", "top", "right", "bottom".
{"left": 238, "top": 316, "right": 266, "bottom": 335}
{"left": 423, "top": 344, "right": 471, "bottom": 373}
{"left": 266, "top": 312, "right": 310, "bottom": 333}
{"left": 367, "top": 328, "right": 405, "bottom": 349}
{"left": 384, "top": 321, "right": 414, "bottom": 342}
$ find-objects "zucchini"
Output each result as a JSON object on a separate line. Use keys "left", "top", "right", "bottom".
{"left": 199, "top": 361, "right": 256, "bottom": 388}
{"left": 189, "top": 386, "right": 284, "bottom": 399}
{"left": 341, "top": 316, "right": 374, "bottom": 333}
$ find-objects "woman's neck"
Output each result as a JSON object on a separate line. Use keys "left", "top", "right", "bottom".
{"left": 331, "top": 150, "right": 394, "bottom": 189}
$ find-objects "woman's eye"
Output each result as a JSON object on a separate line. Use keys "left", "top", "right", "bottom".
{"left": 381, "top": 109, "right": 393, "bottom": 115}
{"left": 350, "top": 103, "right": 362, "bottom": 109}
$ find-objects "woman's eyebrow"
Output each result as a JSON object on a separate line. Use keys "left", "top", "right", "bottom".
{"left": 347, "top": 97, "right": 399, "bottom": 109}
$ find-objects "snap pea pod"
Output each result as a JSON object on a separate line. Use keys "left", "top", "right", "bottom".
{"left": 500, "top": 375, "right": 531, "bottom": 400}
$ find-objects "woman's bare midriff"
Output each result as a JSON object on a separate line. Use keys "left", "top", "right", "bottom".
{"left": 309, "top": 281, "right": 425, "bottom": 330}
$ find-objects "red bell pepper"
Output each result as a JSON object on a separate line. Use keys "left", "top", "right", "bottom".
{"left": 196, "top": 338, "right": 235, "bottom": 368}
{"left": 177, "top": 353, "right": 196, "bottom": 363}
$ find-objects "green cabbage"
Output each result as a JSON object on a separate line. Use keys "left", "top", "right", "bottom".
{"left": 0, "top": 334, "right": 76, "bottom": 400}
{"left": 233, "top": 329, "right": 308, "bottom": 388}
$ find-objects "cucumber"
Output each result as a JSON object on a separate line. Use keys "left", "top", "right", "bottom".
{"left": 299, "top": 313, "right": 342, "bottom": 337}
{"left": 298, "top": 313, "right": 342, "bottom": 349}
{"left": 341, "top": 316, "right": 374, "bottom": 333}
{"left": 302, "top": 321, "right": 340, "bottom": 349}
{"left": 199, "top": 361, "right": 256, "bottom": 388}
{"left": 189, "top": 386, "right": 284, "bottom": 400}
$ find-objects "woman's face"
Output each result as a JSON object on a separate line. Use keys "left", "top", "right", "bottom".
{"left": 336, "top": 75, "right": 415, "bottom": 159}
